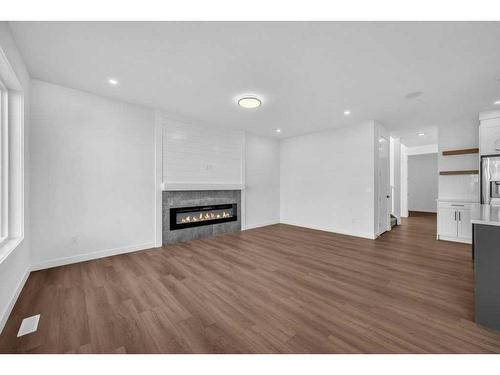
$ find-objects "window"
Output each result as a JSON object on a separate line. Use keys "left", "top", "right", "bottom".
{"left": 0, "top": 79, "right": 7, "bottom": 245}
{"left": 0, "top": 44, "right": 24, "bottom": 263}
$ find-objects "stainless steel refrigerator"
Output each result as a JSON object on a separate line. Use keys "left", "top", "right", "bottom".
{"left": 481, "top": 154, "right": 500, "bottom": 204}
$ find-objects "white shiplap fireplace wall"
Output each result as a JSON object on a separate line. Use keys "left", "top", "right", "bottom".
{"left": 162, "top": 114, "right": 247, "bottom": 228}
{"left": 162, "top": 116, "right": 245, "bottom": 189}
{"left": 161, "top": 114, "right": 281, "bottom": 231}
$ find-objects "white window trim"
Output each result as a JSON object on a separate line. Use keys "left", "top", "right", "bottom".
{"left": 0, "top": 44, "right": 24, "bottom": 264}
{"left": 0, "top": 79, "right": 8, "bottom": 246}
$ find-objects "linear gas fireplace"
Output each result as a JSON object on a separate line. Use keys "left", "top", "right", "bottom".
{"left": 163, "top": 190, "right": 241, "bottom": 245}
{"left": 170, "top": 203, "right": 238, "bottom": 230}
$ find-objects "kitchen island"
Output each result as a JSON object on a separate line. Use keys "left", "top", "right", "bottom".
{"left": 471, "top": 204, "right": 500, "bottom": 331}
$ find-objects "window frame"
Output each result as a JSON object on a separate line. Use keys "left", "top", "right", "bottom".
{"left": 0, "top": 43, "right": 25, "bottom": 264}
{"left": 0, "top": 78, "right": 8, "bottom": 246}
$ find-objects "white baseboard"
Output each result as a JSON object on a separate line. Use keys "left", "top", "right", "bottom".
{"left": 0, "top": 266, "right": 30, "bottom": 335}
{"left": 0, "top": 242, "right": 157, "bottom": 334}
{"left": 0, "top": 220, "right": 375, "bottom": 335}
{"left": 244, "top": 220, "right": 280, "bottom": 230}
{"left": 30, "top": 242, "right": 157, "bottom": 271}
{"left": 437, "top": 235, "right": 472, "bottom": 244}
{"left": 280, "top": 220, "right": 376, "bottom": 240}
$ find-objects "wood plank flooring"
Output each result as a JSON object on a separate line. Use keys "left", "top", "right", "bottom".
{"left": 2, "top": 215, "right": 500, "bottom": 353}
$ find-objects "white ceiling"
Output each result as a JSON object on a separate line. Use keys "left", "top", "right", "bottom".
{"left": 9, "top": 21, "right": 500, "bottom": 138}
{"left": 391, "top": 126, "right": 438, "bottom": 147}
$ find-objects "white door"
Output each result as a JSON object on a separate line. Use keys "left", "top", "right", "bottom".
{"left": 457, "top": 209, "right": 472, "bottom": 240}
{"left": 378, "top": 136, "right": 391, "bottom": 235}
{"left": 438, "top": 208, "right": 458, "bottom": 238}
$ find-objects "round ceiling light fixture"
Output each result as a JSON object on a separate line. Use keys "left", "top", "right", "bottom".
{"left": 238, "top": 96, "right": 262, "bottom": 109}
{"left": 494, "top": 100, "right": 500, "bottom": 105}
{"left": 344, "top": 110, "right": 351, "bottom": 116}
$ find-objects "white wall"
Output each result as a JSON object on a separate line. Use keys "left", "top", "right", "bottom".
{"left": 280, "top": 121, "right": 377, "bottom": 239}
{"left": 162, "top": 116, "right": 244, "bottom": 186}
{"left": 0, "top": 22, "right": 31, "bottom": 333}
{"left": 406, "top": 144, "right": 438, "bottom": 155}
{"left": 438, "top": 122, "right": 479, "bottom": 201}
{"left": 30, "top": 80, "right": 157, "bottom": 269}
{"left": 400, "top": 143, "right": 438, "bottom": 216}
{"left": 245, "top": 134, "right": 280, "bottom": 229}
{"left": 408, "top": 153, "right": 438, "bottom": 213}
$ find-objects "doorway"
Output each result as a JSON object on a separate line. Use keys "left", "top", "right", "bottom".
{"left": 407, "top": 153, "right": 438, "bottom": 214}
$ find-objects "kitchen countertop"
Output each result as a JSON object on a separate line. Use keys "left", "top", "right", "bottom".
{"left": 436, "top": 198, "right": 479, "bottom": 203}
{"left": 471, "top": 204, "right": 500, "bottom": 227}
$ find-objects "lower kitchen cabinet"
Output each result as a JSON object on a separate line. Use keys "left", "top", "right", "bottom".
{"left": 437, "top": 200, "right": 475, "bottom": 244}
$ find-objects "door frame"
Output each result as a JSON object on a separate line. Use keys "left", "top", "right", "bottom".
{"left": 377, "top": 134, "right": 391, "bottom": 236}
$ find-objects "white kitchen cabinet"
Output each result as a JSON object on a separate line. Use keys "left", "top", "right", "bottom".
{"left": 479, "top": 115, "right": 500, "bottom": 156}
{"left": 437, "top": 201, "right": 475, "bottom": 244}
{"left": 438, "top": 207, "right": 458, "bottom": 238}
{"left": 458, "top": 209, "right": 472, "bottom": 240}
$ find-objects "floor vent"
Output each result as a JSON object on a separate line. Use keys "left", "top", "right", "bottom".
{"left": 17, "top": 314, "right": 40, "bottom": 337}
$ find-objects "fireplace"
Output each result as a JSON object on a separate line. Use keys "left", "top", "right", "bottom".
{"left": 163, "top": 190, "right": 241, "bottom": 245}
{"left": 170, "top": 203, "right": 237, "bottom": 231}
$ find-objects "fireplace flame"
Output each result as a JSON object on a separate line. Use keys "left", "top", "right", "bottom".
{"left": 181, "top": 211, "right": 231, "bottom": 223}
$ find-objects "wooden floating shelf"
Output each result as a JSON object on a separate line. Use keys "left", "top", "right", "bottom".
{"left": 439, "top": 170, "right": 479, "bottom": 176}
{"left": 442, "top": 148, "right": 479, "bottom": 156}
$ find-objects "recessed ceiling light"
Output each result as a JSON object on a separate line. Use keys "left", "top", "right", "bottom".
{"left": 405, "top": 91, "right": 423, "bottom": 99}
{"left": 344, "top": 110, "right": 351, "bottom": 116}
{"left": 418, "top": 132, "right": 425, "bottom": 136}
{"left": 108, "top": 78, "right": 118, "bottom": 85}
{"left": 495, "top": 100, "right": 500, "bottom": 105}
{"left": 238, "top": 96, "right": 261, "bottom": 109}
{"left": 276, "top": 128, "right": 281, "bottom": 133}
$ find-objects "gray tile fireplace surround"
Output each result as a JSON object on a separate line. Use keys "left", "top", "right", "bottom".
{"left": 162, "top": 190, "right": 241, "bottom": 245}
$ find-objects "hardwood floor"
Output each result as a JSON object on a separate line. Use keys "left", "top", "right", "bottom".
{"left": 2, "top": 215, "right": 500, "bottom": 353}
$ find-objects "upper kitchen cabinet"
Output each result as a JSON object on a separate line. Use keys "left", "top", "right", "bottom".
{"left": 479, "top": 111, "right": 500, "bottom": 156}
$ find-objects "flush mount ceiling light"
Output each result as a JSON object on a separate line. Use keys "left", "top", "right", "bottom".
{"left": 276, "top": 128, "right": 281, "bottom": 133}
{"left": 405, "top": 91, "right": 423, "bottom": 99}
{"left": 108, "top": 78, "right": 118, "bottom": 85}
{"left": 238, "top": 96, "right": 261, "bottom": 109}
{"left": 418, "top": 132, "right": 425, "bottom": 136}
{"left": 344, "top": 110, "right": 351, "bottom": 116}
{"left": 495, "top": 100, "right": 500, "bottom": 105}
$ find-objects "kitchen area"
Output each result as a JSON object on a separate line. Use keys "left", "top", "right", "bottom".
{"left": 437, "top": 109, "right": 500, "bottom": 332}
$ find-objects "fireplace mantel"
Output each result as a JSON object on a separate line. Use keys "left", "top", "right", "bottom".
{"left": 162, "top": 183, "right": 245, "bottom": 191}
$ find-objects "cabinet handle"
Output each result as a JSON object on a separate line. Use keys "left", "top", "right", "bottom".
{"left": 451, "top": 204, "right": 465, "bottom": 207}
{"left": 455, "top": 211, "right": 457, "bottom": 221}
{"left": 459, "top": 211, "right": 461, "bottom": 221}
